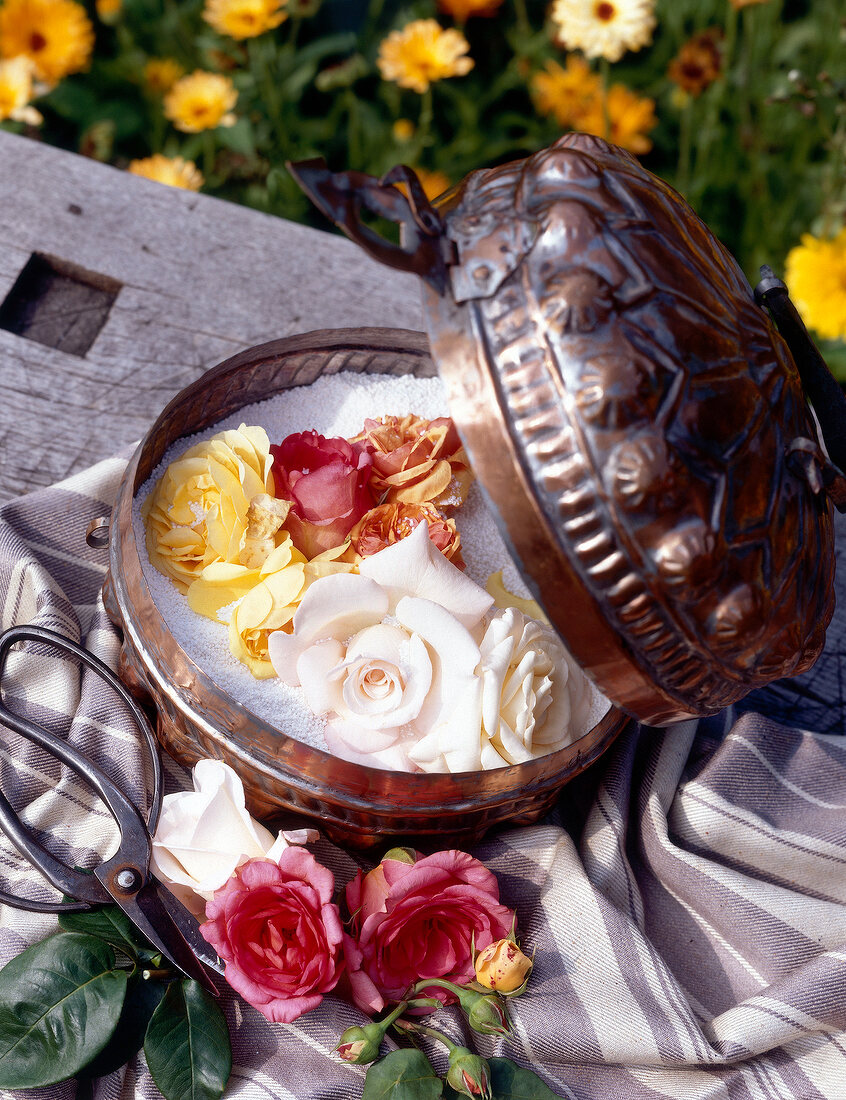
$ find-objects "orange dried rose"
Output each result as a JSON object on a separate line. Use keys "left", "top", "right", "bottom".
{"left": 346, "top": 503, "right": 464, "bottom": 569}
{"left": 351, "top": 414, "right": 473, "bottom": 511}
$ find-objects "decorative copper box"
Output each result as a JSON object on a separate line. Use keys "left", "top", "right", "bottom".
{"left": 104, "top": 134, "right": 837, "bottom": 848}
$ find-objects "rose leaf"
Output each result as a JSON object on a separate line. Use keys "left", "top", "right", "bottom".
{"left": 0, "top": 932, "right": 127, "bottom": 1088}
{"left": 488, "top": 1057, "right": 567, "bottom": 1099}
{"left": 78, "top": 971, "right": 167, "bottom": 1080}
{"left": 362, "top": 1048, "right": 443, "bottom": 1100}
{"left": 144, "top": 978, "right": 231, "bottom": 1100}
{"left": 59, "top": 900, "right": 157, "bottom": 960}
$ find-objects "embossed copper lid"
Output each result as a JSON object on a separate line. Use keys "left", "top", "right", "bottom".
{"left": 289, "top": 133, "right": 838, "bottom": 725}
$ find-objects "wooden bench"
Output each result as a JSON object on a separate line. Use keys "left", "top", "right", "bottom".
{"left": 0, "top": 130, "right": 423, "bottom": 504}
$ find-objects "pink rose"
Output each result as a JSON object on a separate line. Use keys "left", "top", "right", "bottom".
{"left": 200, "top": 848, "right": 344, "bottom": 1023}
{"left": 345, "top": 850, "right": 515, "bottom": 1014}
{"left": 271, "top": 431, "right": 374, "bottom": 558}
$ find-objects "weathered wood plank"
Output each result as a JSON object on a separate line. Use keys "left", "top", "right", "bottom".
{"left": 0, "top": 131, "right": 423, "bottom": 502}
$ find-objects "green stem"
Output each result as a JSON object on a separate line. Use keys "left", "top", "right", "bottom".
{"left": 396, "top": 1019, "right": 460, "bottom": 1055}
{"left": 202, "top": 130, "right": 215, "bottom": 181}
{"left": 677, "top": 96, "right": 692, "bottom": 201}
{"left": 418, "top": 87, "right": 433, "bottom": 153}
{"left": 512, "top": 0, "right": 531, "bottom": 42}
{"left": 250, "top": 35, "right": 287, "bottom": 157}
{"left": 379, "top": 1001, "right": 410, "bottom": 1029}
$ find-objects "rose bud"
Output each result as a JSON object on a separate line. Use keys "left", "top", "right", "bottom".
{"left": 474, "top": 938, "right": 533, "bottom": 994}
{"left": 446, "top": 1046, "right": 492, "bottom": 1100}
{"left": 465, "top": 991, "right": 510, "bottom": 1036}
{"left": 336, "top": 1023, "right": 383, "bottom": 1065}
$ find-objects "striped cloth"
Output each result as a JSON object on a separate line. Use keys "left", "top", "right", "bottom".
{"left": 1, "top": 455, "right": 845, "bottom": 1100}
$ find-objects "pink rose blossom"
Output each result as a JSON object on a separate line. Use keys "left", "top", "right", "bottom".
{"left": 345, "top": 850, "right": 515, "bottom": 1013}
{"left": 201, "top": 848, "right": 344, "bottom": 1023}
{"left": 271, "top": 431, "right": 374, "bottom": 558}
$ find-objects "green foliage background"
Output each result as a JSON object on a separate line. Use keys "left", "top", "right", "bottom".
{"left": 3, "top": 0, "right": 845, "bottom": 360}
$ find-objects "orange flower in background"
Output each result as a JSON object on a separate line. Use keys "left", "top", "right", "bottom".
{"left": 437, "top": 0, "right": 503, "bottom": 21}
{"left": 164, "top": 70, "right": 238, "bottom": 132}
{"left": 351, "top": 414, "right": 473, "bottom": 511}
{"left": 129, "top": 154, "right": 204, "bottom": 191}
{"left": 0, "top": 54, "right": 42, "bottom": 123}
{"left": 579, "top": 82, "right": 657, "bottom": 154}
{"left": 95, "top": 0, "right": 121, "bottom": 22}
{"left": 377, "top": 19, "right": 473, "bottom": 94}
{"left": 531, "top": 54, "right": 601, "bottom": 128}
{"left": 668, "top": 28, "right": 722, "bottom": 97}
{"left": 0, "top": 0, "right": 94, "bottom": 85}
{"left": 203, "top": 0, "right": 287, "bottom": 40}
{"left": 346, "top": 503, "right": 464, "bottom": 568}
{"left": 143, "top": 57, "right": 184, "bottom": 94}
{"left": 729, "top": 0, "right": 770, "bottom": 8}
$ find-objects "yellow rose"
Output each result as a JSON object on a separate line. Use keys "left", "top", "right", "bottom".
{"left": 141, "top": 424, "right": 273, "bottom": 592}
{"left": 474, "top": 938, "right": 532, "bottom": 993}
{"left": 187, "top": 536, "right": 354, "bottom": 677}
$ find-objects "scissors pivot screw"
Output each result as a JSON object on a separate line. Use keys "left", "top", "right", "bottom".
{"left": 115, "top": 868, "right": 141, "bottom": 892}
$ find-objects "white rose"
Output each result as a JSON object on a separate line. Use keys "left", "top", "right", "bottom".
{"left": 475, "top": 606, "right": 593, "bottom": 768}
{"left": 268, "top": 521, "right": 494, "bottom": 772}
{"left": 150, "top": 759, "right": 317, "bottom": 915}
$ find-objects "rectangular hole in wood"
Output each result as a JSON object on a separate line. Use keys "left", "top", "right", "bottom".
{"left": 0, "top": 252, "right": 122, "bottom": 357}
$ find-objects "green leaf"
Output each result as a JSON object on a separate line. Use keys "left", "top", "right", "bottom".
{"left": 144, "top": 979, "right": 231, "bottom": 1100}
{"left": 79, "top": 972, "right": 167, "bottom": 1079}
{"left": 59, "top": 903, "right": 155, "bottom": 960}
{"left": 0, "top": 933, "right": 127, "bottom": 1088}
{"left": 488, "top": 1057, "right": 566, "bottom": 1100}
{"left": 362, "top": 1048, "right": 443, "bottom": 1100}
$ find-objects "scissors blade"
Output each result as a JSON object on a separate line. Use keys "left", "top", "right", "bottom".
{"left": 95, "top": 865, "right": 220, "bottom": 996}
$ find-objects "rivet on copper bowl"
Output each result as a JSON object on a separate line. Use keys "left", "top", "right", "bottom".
{"left": 105, "top": 134, "right": 838, "bottom": 849}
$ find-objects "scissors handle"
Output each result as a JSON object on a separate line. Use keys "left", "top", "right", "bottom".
{"left": 0, "top": 625, "right": 162, "bottom": 912}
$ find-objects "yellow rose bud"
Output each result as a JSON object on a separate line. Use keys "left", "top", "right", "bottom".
{"left": 474, "top": 939, "right": 532, "bottom": 993}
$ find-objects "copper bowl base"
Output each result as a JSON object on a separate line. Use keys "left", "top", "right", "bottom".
{"left": 104, "top": 327, "right": 628, "bottom": 849}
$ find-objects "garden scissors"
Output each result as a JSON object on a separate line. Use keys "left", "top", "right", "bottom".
{"left": 0, "top": 624, "right": 223, "bottom": 996}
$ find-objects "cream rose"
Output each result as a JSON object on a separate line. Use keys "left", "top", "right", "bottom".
{"left": 268, "top": 521, "right": 494, "bottom": 772}
{"left": 141, "top": 424, "right": 274, "bottom": 592}
{"left": 150, "top": 759, "right": 317, "bottom": 916}
{"left": 475, "top": 607, "right": 592, "bottom": 767}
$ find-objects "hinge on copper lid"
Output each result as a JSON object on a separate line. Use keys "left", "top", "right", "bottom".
{"left": 786, "top": 437, "right": 846, "bottom": 512}
{"left": 756, "top": 265, "right": 846, "bottom": 500}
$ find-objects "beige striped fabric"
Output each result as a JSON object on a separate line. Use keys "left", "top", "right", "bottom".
{"left": 0, "top": 456, "right": 844, "bottom": 1100}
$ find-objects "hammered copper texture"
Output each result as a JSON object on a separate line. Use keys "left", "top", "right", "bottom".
{"left": 419, "top": 134, "right": 835, "bottom": 724}
{"left": 107, "top": 328, "right": 628, "bottom": 849}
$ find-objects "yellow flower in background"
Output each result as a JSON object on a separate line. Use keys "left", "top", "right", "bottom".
{"left": 0, "top": 55, "right": 42, "bottom": 123}
{"left": 437, "top": 0, "right": 503, "bottom": 21}
{"left": 129, "top": 154, "right": 204, "bottom": 191}
{"left": 392, "top": 117, "right": 415, "bottom": 141}
{"left": 395, "top": 167, "right": 451, "bottom": 202}
{"left": 579, "top": 82, "right": 657, "bottom": 153}
{"left": 377, "top": 19, "right": 473, "bottom": 94}
{"left": 95, "top": 0, "right": 121, "bottom": 22}
{"left": 0, "top": 0, "right": 94, "bottom": 85}
{"left": 203, "top": 0, "right": 287, "bottom": 41}
{"left": 550, "top": 0, "right": 655, "bottom": 63}
{"left": 143, "top": 57, "right": 184, "bottom": 94}
{"left": 531, "top": 54, "right": 601, "bottom": 128}
{"left": 785, "top": 228, "right": 846, "bottom": 342}
{"left": 729, "top": 0, "right": 770, "bottom": 8}
{"left": 164, "top": 70, "right": 238, "bottom": 132}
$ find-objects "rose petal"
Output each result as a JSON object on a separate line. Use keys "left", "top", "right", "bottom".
{"left": 268, "top": 573, "right": 388, "bottom": 684}
{"left": 359, "top": 521, "right": 492, "bottom": 629}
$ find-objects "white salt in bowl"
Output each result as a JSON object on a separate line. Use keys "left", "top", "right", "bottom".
{"left": 104, "top": 329, "right": 628, "bottom": 849}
